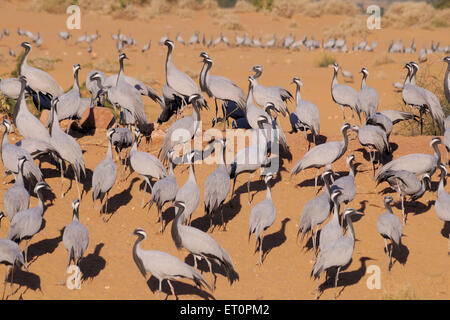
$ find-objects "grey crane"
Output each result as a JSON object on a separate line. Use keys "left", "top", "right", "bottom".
{"left": 366, "top": 112, "right": 394, "bottom": 139}
{"left": 164, "top": 39, "right": 208, "bottom": 109}
{"left": 130, "top": 127, "right": 167, "bottom": 208}
{"left": 104, "top": 72, "right": 161, "bottom": 105}
{"left": 175, "top": 150, "right": 200, "bottom": 225}
{"left": 330, "top": 155, "right": 357, "bottom": 215}
{"left": 340, "top": 68, "right": 354, "bottom": 82}
{"left": 318, "top": 188, "right": 343, "bottom": 252}
{"left": 158, "top": 93, "right": 206, "bottom": 165}
{"left": 351, "top": 124, "right": 390, "bottom": 175}
{"left": 357, "top": 67, "right": 379, "bottom": 120}
{"left": 375, "top": 136, "right": 442, "bottom": 180}
{"left": 149, "top": 149, "right": 178, "bottom": 233}
{"left": 199, "top": 55, "right": 246, "bottom": 129}
{"left": 311, "top": 208, "right": 362, "bottom": 299}
{"left": 62, "top": 198, "right": 89, "bottom": 282}
{"left": 204, "top": 139, "right": 231, "bottom": 231}
{"left": 1, "top": 119, "right": 43, "bottom": 186}
{"left": 92, "top": 128, "right": 118, "bottom": 218}
{"left": 331, "top": 63, "right": 361, "bottom": 122}
{"left": 176, "top": 33, "right": 185, "bottom": 46}
{"left": 48, "top": 64, "right": 82, "bottom": 133}
{"left": 100, "top": 53, "right": 150, "bottom": 128}
{"left": 188, "top": 31, "right": 200, "bottom": 46}
{"left": 0, "top": 77, "right": 21, "bottom": 100}
{"left": 131, "top": 228, "right": 211, "bottom": 299}
{"left": 58, "top": 30, "right": 71, "bottom": 41}
{"left": 48, "top": 98, "right": 86, "bottom": 199}
{"left": 297, "top": 170, "right": 333, "bottom": 256}
{"left": 229, "top": 128, "right": 270, "bottom": 205}
{"left": 0, "top": 238, "right": 26, "bottom": 300}
{"left": 443, "top": 56, "right": 450, "bottom": 103}
{"left": 141, "top": 40, "right": 151, "bottom": 53}
{"left": 249, "top": 174, "right": 276, "bottom": 265}
{"left": 435, "top": 164, "right": 450, "bottom": 254}
{"left": 13, "top": 76, "right": 51, "bottom": 144}
{"left": 171, "top": 201, "right": 238, "bottom": 290}
{"left": 291, "top": 123, "right": 351, "bottom": 194}
{"left": 291, "top": 77, "right": 320, "bottom": 149}
{"left": 376, "top": 169, "right": 430, "bottom": 225}
{"left": 3, "top": 156, "right": 30, "bottom": 222}
{"left": 110, "top": 126, "right": 133, "bottom": 181}
{"left": 19, "top": 42, "right": 63, "bottom": 108}
{"left": 250, "top": 65, "right": 291, "bottom": 116}
{"left": 86, "top": 70, "right": 106, "bottom": 106}
{"left": 377, "top": 195, "right": 403, "bottom": 272}
{"left": 410, "top": 62, "right": 445, "bottom": 134}
{"left": 6, "top": 181, "right": 50, "bottom": 266}
{"left": 402, "top": 62, "right": 444, "bottom": 134}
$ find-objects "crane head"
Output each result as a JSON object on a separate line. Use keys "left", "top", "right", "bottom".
{"left": 199, "top": 51, "right": 209, "bottom": 59}
{"left": 331, "top": 189, "right": 342, "bottom": 203}
{"left": 443, "top": 56, "right": 450, "bottom": 64}
{"left": 430, "top": 137, "right": 441, "bottom": 147}
{"left": 18, "top": 155, "right": 27, "bottom": 167}
{"left": 332, "top": 62, "right": 339, "bottom": 71}
{"left": 1, "top": 118, "right": 12, "bottom": 133}
{"left": 118, "top": 52, "right": 128, "bottom": 61}
{"left": 292, "top": 77, "right": 302, "bottom": 86}
{"left": 188, "top": 93, "right": 201, "bottom": 104}
{"left": 164, "top": 39, "right": 174, "bottom": 48}
{"left": 34, "top": 181, "right": 50, "bottom": 194}
{"left": 0, "top": 211, "right": 4, "bottom": 228}
{"left": 263, "top": 174, "right": 273, "bottom": 185}
{"left": 360, "top": 67, "right": 368, "bottom": 76}
{"left": 439, "top": 163, "right": 448, "bottom": 176}
{"left": 422, "top": 173, "right": 432, "bottom": 190}
{"left": 384, "top": 195, "right": 394, "bottom": 205}
{"left": 107, "top": 128, "right": 116, "bottom": 140}
{"left": 346, "top": 153, "right": 355, "bottom": 165}
{"left": 132, "top": 228, "right": 147, "bottom": 239}
{"left": 342, "top": 208, "right": 363, "bottom": 219}
{"left": 409, "top": 61, "right": 419, "bottom": 71}
{"left": 173, "top": 200, "right": 186, "bottom": 211}
{"left": 72, "top": 64, "right": 81, "bottom": 73}
{"left": 72, "top": 198, "right": 80, "bottom": 212}
{"left": 341, "top": 122, "right": 351, "bottom": 132}
{"left": 20, "top": 41, "right": 31, "bottom": 50}
{"left": 251, "top": 65, "right": 263, "bottom": 73}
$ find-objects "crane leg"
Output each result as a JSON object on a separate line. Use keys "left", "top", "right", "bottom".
{"left": 314, "top": 168, "right": 320, "bottom": 195}
{"left": 220, "top": 205, "right": 226, "bottom": 231}
{"left": 401, "top": 195, "right": 406, "bottom": 225}
{"left": 159, "top": 207, "right": 164, "bottom": 234}
{"left": 167, "top": 279, "right": 177, "bottom": 300}
{"left": 247, "top": 172, "right": 254, "bottom": 205}
{"left": 334, "top": 266, "right": 341, "bottom": 300}
{"left": 24, "top": 240, "right": 30, "bottom": 267}
{"left": 213, "top": 98, "right": 219, "bottom": 127}
{"left": 204, "top": 258, "right": 216, "bottom": 291}
{"left": 2, "top": 266, "right": 11, "bottom": 300}
{"left": 447, "top": 236, "right": 450, "bottom": 256}
{"left": 230, "top": 176, "right": 237, "bottom": 207}
{"left": 258, "top": 232, "right": 264, "bottom": 266}
{"left": 221, "top": 101, "right": 227, "bottom": 131}
{"left": 74, "top": 173, "right": 81, "bottom": 200}
{"left": 388, "top": 242, "right": 394, "bottom": 273}
{"left": 59, "top": 159, "right": 65, "bottom": 198}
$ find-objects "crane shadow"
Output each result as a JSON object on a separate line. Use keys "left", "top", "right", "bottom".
{"left": 79, "top": 243, "right": 106, "bottom": 281}
{"left": 259, "top": 218, "right": 290, "bottom": 263}
{"left": 392, "top": 199, "right": 433, "bottom": 217}
{"left": 101, "top": 177, "right": 140, "bottom": 219}
{"left": 146, "top": 276, "right": 215, "bottom": 300}
{"left": 387, "top": 241, "right": 409, "bottom": 269}
{"left": 5, "top": 268, "right": 41, "bottom": 299}
{"left": 27, "top": 229, "right": 63, "bottom": 265}
{"left": 317, "top": 256, "right": 373, "bottom": 299}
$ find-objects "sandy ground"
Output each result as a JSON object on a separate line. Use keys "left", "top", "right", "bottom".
{"left": 0, "top": 1, "right": 450, "bottom": 300}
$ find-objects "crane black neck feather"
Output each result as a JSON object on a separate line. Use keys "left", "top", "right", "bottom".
{"left": 19, "top": 45, "right": 30, "bottom": 75}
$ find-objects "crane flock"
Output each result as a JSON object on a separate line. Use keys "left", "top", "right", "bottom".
{"left": 0, "top": 26, "right": 450, "bottom": 301}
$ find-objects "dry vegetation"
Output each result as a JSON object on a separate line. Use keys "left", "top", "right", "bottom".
{"left": 324, "top": 16, "right": 368, "bottom": 38}
{"left": 373, "top": 53, "right": 396, "bottom": 67}
{"left": 383, "top": 1, "right": 450, "bottom": 29}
